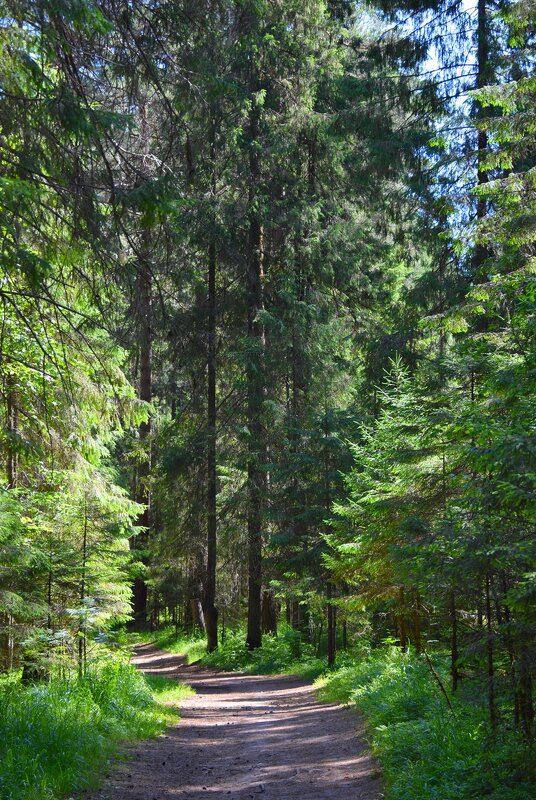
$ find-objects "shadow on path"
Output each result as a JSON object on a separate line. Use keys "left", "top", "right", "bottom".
{"left": 87, "top": 643, "right": 382, "bottom": 800}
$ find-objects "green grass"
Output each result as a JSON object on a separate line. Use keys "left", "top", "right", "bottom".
{"left": 134, "top": 627, "right": 208, "bottom": 664}
{"left": 316, "top": 647, "right": 535, "bottom": 800}
{"left": 144, "top": 672, "right": 195, "bottom": 704}
{"left": 131, "top": 624, "right": 327, "bottom": 676}
{"left": 149, "top": 626, "right": 536, "bottom": 800}
{"left": 0, "top": 656, "right": 192, "bottom": 800}
{"left": 201, "top": 625, "right": 327, "bottom": 679}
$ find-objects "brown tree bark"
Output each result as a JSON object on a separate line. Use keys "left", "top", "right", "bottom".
{"left": 261, "top": 590, "right": 277, "bottom": 635}
{"left": 245, "top": 84, "right": 265, "bottom": 651}
{"left": 132, "top": 247, "right": 152, "bottom": 626}
{"left": 203, "top": 234, "right": 218, "bottom": 652}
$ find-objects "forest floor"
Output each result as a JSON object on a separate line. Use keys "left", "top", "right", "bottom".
{"left": 86, "top": 643, "right": 382, "bottom": 800}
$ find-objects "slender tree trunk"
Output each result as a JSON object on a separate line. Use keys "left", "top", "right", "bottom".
{"left": 261, "top": 590, "right": 277, "bottom": 635}
{"left": 474, "top": 0, "right": 491, "bottom": 272}
{"left": 518, "top": 644, "right": 534, "bottom": 739}
{"left": 399, "top": 586, "right": 407, "bottom": 651}
{"left": 414, "top": 590, "right": 422, "bottom": 654}
{"left": 245, "top": 88, "right": 265, "bottom": 651}
{"left": 501, "top": 573, "right": 519, "bottom": 727}
{"left": 1, "top": 384, "right": 18, "bottom": 668}
{"left": 6, "top": 384, "right": 18, "bottom": 489}
{"left": 449, "top": 589, "right": 459, "bottom": 691}
{"left": 290, "top": 598, "right": 300, "bottom": 629}
{"left": 132, "top": 246, "right": 152, "bottom": 626}
{"left": 190, "top": 598, "right": 206, "bottom": 633}
{"left": 188, "top": 543, "right": 206, "bottom": 635}
{"left": 200, "top": 117, "right": 219, "bottom": 652}
{"left": 78, "top": 498, "right": 88, "bottom": 677}
{"left": 327, "top": 579, "right": 336, "bottom": 667}
{"left": 203, "top": 232, "right": 218, "bottom": 651}
{"left": 485, "top": 574, "right": 497, "bottom": 731}
{"left": 130, "top": 94, "right": 153, "bottom": 627}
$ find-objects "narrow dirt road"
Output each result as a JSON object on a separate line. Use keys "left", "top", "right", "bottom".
{"left": 88, "top": 643, "right": 382, "bottom": 800}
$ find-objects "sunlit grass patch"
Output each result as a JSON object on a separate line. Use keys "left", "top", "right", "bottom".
{"left": 0, "top": 658, "right": 191, "bottom": 800}
{"left": 132, "top": 628, "right": 207, "bottom": 664}
{"left": 144, "top": 673, "right": 195, "bottom": 705}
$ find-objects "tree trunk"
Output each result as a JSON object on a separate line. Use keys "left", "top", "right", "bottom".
{"left": 518, "top": 644, "right": 534, "bottom": 740}
{"left": 190, "top": 598, "right": 206, "bottom": 633}
{"left": 6, "top": 384, "right": 18, "bottom": 489}
{"left": 485, "top": 574, "right": 497, "bottom": 732}
{"left": 187, "top": 549, "right": 206, "bottom": 634}
{"left": 449, "top": 589, "right": 459, "bottom": 692}
{"left": 398, "top": 586, "right": 407, "bottom": 651}
{"left": 501, "top": 573, "right": 519, "bottom": 727}
{"left": 261, "top": 590, "right": 277, "bottom": 635}
{"left": 1, "top": 384, "right": 18, "bottom": 667}
{"left": 132, "top": 247, "right": 152, "bottom": 626}
{"left": 473, "top": 0, "right": 491, "bottom": 272}
{"left": 327, "top": 579, "right": 336, "bottom": 667}
{"left": 78, "top": 498, "right": 88, "bottom": 677}
{"left": 245, "top": 85, "right": 265, "bottom": 652}
{"left": 413, "top": 590, "right": 422, "bottom": 654}
{"left": 203, "top": 233, "right": 219, "bottom": 652}
{"left": 290, "top": 598, "right": 300, "bottom": 629}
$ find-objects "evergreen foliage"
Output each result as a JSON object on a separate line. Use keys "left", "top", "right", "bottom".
{"left": 0, "top": 0, "right": 534, "bottom": 796}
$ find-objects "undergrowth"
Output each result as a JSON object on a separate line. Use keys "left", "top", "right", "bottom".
{"left": 315, "top": 647, "right": 535, "bottom": 800}
{"left": 203, "top": 626, "right": 326, "bottom": 679}
{"left": 150, "top": 625, "right": 536, "bottom": 800}
{"left": 0, "top": 656, "right": 192, "bottom": 800}
{"left": 134, "top": 627, "right": 208, "bottom": 664}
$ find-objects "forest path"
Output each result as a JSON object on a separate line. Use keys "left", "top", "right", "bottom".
{"left": 88, "top": 643, "right": 382, "bottom": 800}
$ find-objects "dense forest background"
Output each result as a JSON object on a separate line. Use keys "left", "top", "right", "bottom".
{"left": 0, "top": 0, "right": 535, "bottom": 794}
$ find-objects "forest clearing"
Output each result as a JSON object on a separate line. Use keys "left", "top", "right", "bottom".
{"left": 0, "top": 0, "right": 534, "bottom": 798}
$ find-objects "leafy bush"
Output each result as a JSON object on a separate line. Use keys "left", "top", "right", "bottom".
{"left": 0, "top": 658, "right": 188, "bottom": 800}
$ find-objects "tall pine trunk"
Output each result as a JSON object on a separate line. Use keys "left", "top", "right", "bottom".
{"left": 132, "top": 246, "right": 152, "bottom": 625}
{"left": 245, "top": 91, "right": 265, "bottom": 651}
{"left": 204, "top": 234, "right": 218, "bottom": 651}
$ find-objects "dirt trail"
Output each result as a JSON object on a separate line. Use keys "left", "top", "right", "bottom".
{"left": 88, "top": 643, "right": 382, "bottom": 800}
